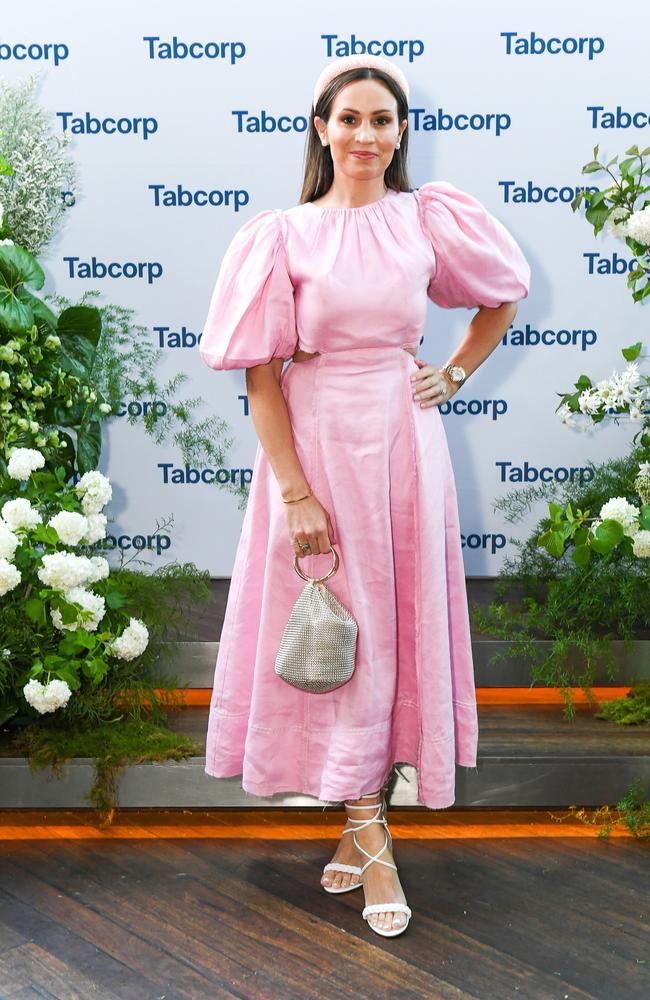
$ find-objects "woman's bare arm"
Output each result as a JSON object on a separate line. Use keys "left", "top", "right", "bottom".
{"left": 245, "top": 359, "right": 335, "bottom": 555}
{"left": 245, "top": 359, "right": 310, "bottom": 501}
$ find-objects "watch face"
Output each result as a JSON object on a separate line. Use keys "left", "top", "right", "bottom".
{"left": 448, "top": 365, "right": 465, "bottom": 382}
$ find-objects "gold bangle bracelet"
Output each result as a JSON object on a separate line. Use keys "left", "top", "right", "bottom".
{"left": 282, "top": 490, "right": 312, "bottom": 504}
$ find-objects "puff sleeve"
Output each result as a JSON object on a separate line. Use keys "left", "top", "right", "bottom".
{"left": 199, "top": 208, "right": 297, "bottom": 370}
{"left": 414, "top": 181, "right": 531, "bottom": 309}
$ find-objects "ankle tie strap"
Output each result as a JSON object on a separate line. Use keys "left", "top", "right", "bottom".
{"left": 341, "top": 797, "right": 396, "bottom": 875}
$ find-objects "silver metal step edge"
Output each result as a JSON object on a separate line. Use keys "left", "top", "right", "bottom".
{"left": 1, "top": 757, "right": 648, "bottom": 809}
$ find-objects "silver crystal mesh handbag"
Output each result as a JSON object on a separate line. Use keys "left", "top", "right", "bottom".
{"left": 274, "top": 544, "right": 358, "bottom": 693}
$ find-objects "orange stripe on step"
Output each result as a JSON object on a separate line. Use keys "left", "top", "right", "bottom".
{"left": 129, "top": 687, "right": 632, "bottom": 708}
{"left": 0, "top": 808, "right": 636, "bottom": 840}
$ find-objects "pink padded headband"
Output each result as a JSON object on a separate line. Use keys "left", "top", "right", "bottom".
{"left": 312, "top": 55, "right": 410, "bottom": 110}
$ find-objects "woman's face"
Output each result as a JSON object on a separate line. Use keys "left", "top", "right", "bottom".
{"left": 314, "top": 78, "right": 407, "bottom": 184}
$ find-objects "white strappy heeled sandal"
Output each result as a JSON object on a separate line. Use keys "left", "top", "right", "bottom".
{"left": 321, "top": 792, "right": 380, "bottom": 894}
{"left": 344, "top": 793, "right": 412, "bottom": 937}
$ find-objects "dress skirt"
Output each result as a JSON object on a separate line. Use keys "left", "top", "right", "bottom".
{"left": 204, "top": 344, "right": 479, "bottom": 809}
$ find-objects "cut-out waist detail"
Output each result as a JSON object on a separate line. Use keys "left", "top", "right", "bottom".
{"left": 292, "top": 345, "right": 418, "bottom": 364}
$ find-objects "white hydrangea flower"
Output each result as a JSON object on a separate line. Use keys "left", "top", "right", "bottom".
{"left": 108, "top": 618, "right": 149, "bottom": 660}
{"left": 37, "top": 552, "right": 95, "bottom": 589}
{"left": 82, "top": 512, "right": 107, "bottom": 544}
{"left": 75, "top": 470, "right": 112, "bottom": 514}
{"left": 1, "top": 498, "right": 42, "bottom": 531}
{"left": 0, "top": 557, "right": 21, "bottom": 596}
{"left": 47, "top": 510, "right": 89, "bottom": 546}
{"left": 7, "top": 447, "right": 46, "bottom": 480}
{"left": 23, "top": 678, "right": 72, "bottom": 714}
{"left": 599, "top": 496, "right": 640, "bottom": 537}
{"left": 50, "top": 586, "right": 106, "bottom": 632}
{"left": 626, "top": 205, "right": 650, "bottom": 245}
{"left": 632, "top": 529, "right": 650, "bottom": 558}
{"left": 0, "top": 519, "right": 19, "bottom": 561}
{"left": 86, "top": 555, "right": 110, "bottom": 583}
{"left": 99, "top": 402, "right": 112, "bottom": 413}
{"left": 0, "top": 238, "right": 14, "bottom": 246}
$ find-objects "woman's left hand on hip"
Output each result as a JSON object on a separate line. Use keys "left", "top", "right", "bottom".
{"left": 409, "top": 357, "right": 458, "bottom": 408}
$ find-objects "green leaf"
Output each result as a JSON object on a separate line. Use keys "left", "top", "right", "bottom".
{"left": 590, "top": 518, "right": 625, "bottom": 554}
{"left": 18, "top": 287, "right": 58, "bottom": 330}
{"left": 571, "top": 543, "right": 591, "bottom": 567}
{"left": 25, "top": 598, "right": 46, "bottom": 625}
{"left": 104, "top": 589, "right": 127, "bottom": 610}
{"left": 0, "top": 245, "right": 45, "bottom": 332}
{"left": 76, "top": 420, "right": 102, "bottom": 474}
{"left": 56, "top": 306, "right": 102, "bottom": 376}
{"left": 622, "top": 341, "right": 643, "bottom": 361}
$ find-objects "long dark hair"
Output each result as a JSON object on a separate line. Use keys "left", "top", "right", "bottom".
{"left": 299, "top": 68, "right": 413, "bottom": 205}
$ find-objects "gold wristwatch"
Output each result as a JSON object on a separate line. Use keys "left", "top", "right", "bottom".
{"left": 442, "top": 363, "right": 467, "bottom": 387}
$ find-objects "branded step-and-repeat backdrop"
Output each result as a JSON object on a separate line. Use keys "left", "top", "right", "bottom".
{"left": 5, "top": 0, "right": 646, "bottom": 576}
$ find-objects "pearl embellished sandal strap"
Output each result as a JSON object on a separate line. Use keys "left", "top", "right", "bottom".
{"left": 363, "top": 902, "right": 412, "bottom": 918}
{"left": 323, "top": 862, "right": 362, "bottom": 875}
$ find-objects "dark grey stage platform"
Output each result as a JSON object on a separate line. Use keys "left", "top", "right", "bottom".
{"left": 1, "top": 634, "right": 648, "bottom": 810}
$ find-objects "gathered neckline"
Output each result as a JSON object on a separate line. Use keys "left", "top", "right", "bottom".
{"left": 305, "top": 188, "right": 396, "bottom": 213}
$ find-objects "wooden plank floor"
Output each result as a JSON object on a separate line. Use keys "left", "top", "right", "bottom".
{"left": 0, "top": 811, "right": 648, "bottom": 999}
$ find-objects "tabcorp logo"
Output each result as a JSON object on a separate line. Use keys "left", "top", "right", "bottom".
{"left": 148, "top": 184, "right": 249, "bottom": 211}
{"left": 158, "top": 463, "right": 252, "bottom": 487}
{"left": 439, "top": 398, "right": 508, "bottom": 421}
{"left": 321, "top": 34, "right": 424, "bottom": 62}
{"left": 232, "top": 110, "right": 310, "bottom": 133}
{"left": 496, "top": 461, "right": 594, "bottom": 485}
{"left": 501, "top": 32, "right": 604, "bottom": 60}
{"left": 142, "top": 35, "right": 245, "bottom": 63}
{"left": 56, "top": 111, "right": 158, "bottom": 140}
{"left": 584, "top": 252, "right": 640, "bottom": 276}
{"left": 501, "top": 324, "right": 597, "bottom": 351}
{"left": 62, "top": 256, "right": 163, "bottom": 284}
{"left": 113, "top": 400, "right": 167, "bottom": 420}
{"left": 0, "top": 40, "right": 69, "bottom": 65}
{"left": 461, "top": 531, "right": 507, "bottom": 554}
{"left": 588, "top": 106, "right": 650, "bottom": 129}
{"left": 409, "top": 107, "right": 511, "bottom": 136}
{"left": 499, "top": 180, "right": 599, "bottom": 204}
{"left": 155, "top": 325, "right": 203, "bottom": 348}
{"left": 92, "top": 532, "right": 171, "bottom": 557}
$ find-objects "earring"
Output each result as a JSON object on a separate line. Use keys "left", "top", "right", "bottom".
{"left": 395, "top": 141, "right": 401, "bottom": 149}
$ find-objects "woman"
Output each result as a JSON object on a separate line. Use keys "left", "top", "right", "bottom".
{"left": 199, "top": 54, "right": 531, "bottom": 938}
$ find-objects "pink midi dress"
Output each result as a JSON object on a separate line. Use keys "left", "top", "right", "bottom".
{"left": 200, "top": 181, "right": 531, "bottom": 809}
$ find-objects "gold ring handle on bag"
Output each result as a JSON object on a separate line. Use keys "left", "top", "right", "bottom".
{"left": 293, "top": 544, "right": 339, "bottom": 584}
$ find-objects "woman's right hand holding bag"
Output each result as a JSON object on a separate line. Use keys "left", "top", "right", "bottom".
{"left": 284, "top": 492, "right": 336, "bottom": 558}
